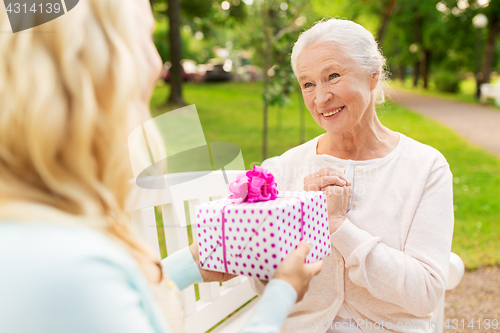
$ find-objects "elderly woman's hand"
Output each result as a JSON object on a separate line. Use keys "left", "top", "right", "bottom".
{"left": 304, "top": 167, "right": 351, "bottom": 191}
{"left": 325, "top": 184, "right": 352, "bottom": 234}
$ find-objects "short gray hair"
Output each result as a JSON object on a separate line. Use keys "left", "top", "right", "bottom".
{"left": 291, "top": 18, "right": 388, "bottom": 104}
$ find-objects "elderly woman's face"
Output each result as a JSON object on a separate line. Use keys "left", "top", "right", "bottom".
{"left": 297, "top": 43, "right": 378, "bottom": 135}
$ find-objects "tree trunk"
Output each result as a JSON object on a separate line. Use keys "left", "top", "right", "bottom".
{"left": 261, "top": 2, "right": 273, "bottom": 161}
{"left": 421, "top": 49, "right": 430, "bottom": 89}
{"left": 475, "top": 28, "right": 484, "bottom": 100}
{"left": 412, "top": 12, "right": 422, "bottom": 88}
{"left": 167, "top": 0, "right": 185, "bottom": 106}
{"left": 377, "top": 0, "right": 397, "bottom": 45}
{"left": 481, "top": 13, "right": 500, "bottom": 84}
{"left": 413, "top": 61, "right": 420, "bottom": 88}
{"left": 397, "top": 65, "right": 406, "bottom": 82}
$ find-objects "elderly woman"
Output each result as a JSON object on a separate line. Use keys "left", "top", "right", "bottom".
{"left": 0, "top": 1, "right": 322, "bottom": 332}
{"left": 251, "top": 19, "right": 454, "bottom": 333}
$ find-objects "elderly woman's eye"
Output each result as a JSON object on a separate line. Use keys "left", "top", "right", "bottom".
{"left": 329, "top": 73, "right": 340, "bottom": 80}
{"left": 304, "top": 82, "right": 313, "bottom": 88}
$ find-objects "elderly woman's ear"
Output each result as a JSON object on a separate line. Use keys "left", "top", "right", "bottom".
{"left": 370, "top": 72, "right": 380, "bottom": 91}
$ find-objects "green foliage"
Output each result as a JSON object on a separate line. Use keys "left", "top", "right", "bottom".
{"left": 264, "top": 65, "right": 298, "bottom": 107}
{"left": 433, "top": 71, "right": 462, "bottom": 93}
{"left": 180, "top": 0, "right": 214, "bottom": 19}
{"left": 153, "top": 18, "right": 169, "bottom": 63}
{"left": 153, "top": 16, "right": 218, "bottom": 64}
{"left": 233, "top": 0, "right": 315, "bottom": 107}
{"left": 367, "top": 0, "right": 498, "bottom": 87}
{"left": 153, "top": 0, "right": 500, "bottom": 91}
{"left": 310, "top": 0, "right": 379, "bottom": 33}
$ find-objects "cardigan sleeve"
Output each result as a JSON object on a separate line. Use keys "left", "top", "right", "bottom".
{"left": 161, "top": 247, "right": 204, "bottom": 290}
{"left": 240, "top": 279, "right": 297, "bottom": 333}
{"left": 330, "top": 162, "right": 454, "bottom": 317}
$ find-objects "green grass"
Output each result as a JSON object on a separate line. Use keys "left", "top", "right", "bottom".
{"left": 150, "top": 81, "right": 500, "bottom": 269}
{"left": 390, "top": 77, "right": 500, "bottom": 110}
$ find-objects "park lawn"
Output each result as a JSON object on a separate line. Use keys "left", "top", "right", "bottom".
{"left": 150, "top": 81, "right": 500, "bottom": 269}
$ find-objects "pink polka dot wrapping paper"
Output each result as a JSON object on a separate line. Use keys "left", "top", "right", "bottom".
{"left": 195, "top": 191, "right": 331, "bottom": 280}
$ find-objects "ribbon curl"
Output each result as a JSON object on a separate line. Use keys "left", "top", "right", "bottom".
{"left": 229, "top": 166, "right": 279, "bottom": 202}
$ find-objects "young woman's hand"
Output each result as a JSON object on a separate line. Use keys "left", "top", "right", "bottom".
{"left": 325, "top": 184, "right": 352, "bottom": 234}
{"left": 304, "top": 167, "right": 351, "bottom": 191}
{"left": 273, "top": 240, "right": 323, "bottom": 302}
{"left": 189, "top": 241, "right": 236, "bottom": 282}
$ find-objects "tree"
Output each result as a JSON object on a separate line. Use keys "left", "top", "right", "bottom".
{"left": 377, "top": 0, "right": 398, "bottom": 45}
{"left": 152, "top": 0, "right": 247, "bottom": 106}
{"left": 261, "top": 1, "right": 272, "bottom": 160}
{"left": 381, "top": 0, "right": 479, "bottom": 91}
{"left": 234, "top": 0, "right": 312, "bottom": 159}
{"left": 261, "top": 1, "right": 312, "bottom": 159}
{"left": 167, "top": 0, "right": 185, "bottom": 106}
{"left": 480, "top": 0, "right": 500, "bottom": 85}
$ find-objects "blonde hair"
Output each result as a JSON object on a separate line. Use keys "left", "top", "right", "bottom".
{"left": 0, "top": 0, "right": 159, "bottom": 276}
{"left": 291, "top": 18, "right": 388, "bottom": 104}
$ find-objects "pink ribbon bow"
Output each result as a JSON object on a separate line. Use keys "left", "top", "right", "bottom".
{"left": 229, "top": 165, "right": 278, "bottom": 202}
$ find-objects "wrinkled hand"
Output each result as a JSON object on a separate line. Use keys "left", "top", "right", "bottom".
{"left": 189, "top": 241, "right": 236, "bottom": 282}
{"left": 304, "top": 167, "right": 351, "bottom": 191}
{"left": 325, "top": 185, "right": 352, "bottom": 234}
{"left": 273, "top": 240, "right": 323, "bottom": 302}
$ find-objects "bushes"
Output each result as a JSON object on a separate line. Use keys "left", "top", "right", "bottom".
{"left": 433, "top": 71, "right": 462, "bottom": 93}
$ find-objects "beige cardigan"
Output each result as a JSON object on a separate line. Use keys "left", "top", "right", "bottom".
{"left": 250, "top": 133, "right": 454, "bottom": 333}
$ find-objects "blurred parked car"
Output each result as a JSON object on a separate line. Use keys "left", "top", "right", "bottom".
{"left": 204, "top": 58, "right": 233, "bottom": 82}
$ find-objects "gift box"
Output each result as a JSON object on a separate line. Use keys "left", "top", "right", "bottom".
{"left": 195, "top": 167, "right": 331, "bottom": 280}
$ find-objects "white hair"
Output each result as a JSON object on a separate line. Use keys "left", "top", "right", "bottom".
{"left": 291, "top": 18, "right": 388, "bottom": 104}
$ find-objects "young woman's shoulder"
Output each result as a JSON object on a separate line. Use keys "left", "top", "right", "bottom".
{"left": 0, "top": 222, "right": 137, "bottom": 270}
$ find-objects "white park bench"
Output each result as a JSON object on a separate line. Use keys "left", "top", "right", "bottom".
{"left": 126, "top": 161, "right": 465, "bottom": 333}
{"left": 480, "top": 82, "right": 500, "bottom": 106}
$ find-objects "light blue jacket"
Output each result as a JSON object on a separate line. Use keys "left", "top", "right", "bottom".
{"left": 0, "top": 222, "right": 296, "bottom": 333}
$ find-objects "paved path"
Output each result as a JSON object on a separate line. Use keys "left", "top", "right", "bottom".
{"left": 388, "top": 89, "right": 500, "bottom": 156}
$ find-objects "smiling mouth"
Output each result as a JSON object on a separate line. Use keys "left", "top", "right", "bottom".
{"left": 321, "top": 106, "right": 345, "bottom": 117}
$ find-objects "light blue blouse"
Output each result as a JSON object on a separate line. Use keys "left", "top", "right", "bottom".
{"left": 0, "top": 222, "right": 296, "bottom": 333}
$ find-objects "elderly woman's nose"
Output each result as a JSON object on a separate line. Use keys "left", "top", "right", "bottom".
{"left": 314, "top": 86, "right": 333, "bottom": 106}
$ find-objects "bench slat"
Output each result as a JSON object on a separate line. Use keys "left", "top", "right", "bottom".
{"left": 161, "top": 202, "right": 197, "bottom": 316}
{"left": 162, "top": 202, "right": 188, "bottom": 254}
{"left": 130, "top": 208, "right": 161, "bottom": 260}
{"left": 185, "top": 278, "right": 257, "bottom": 333}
